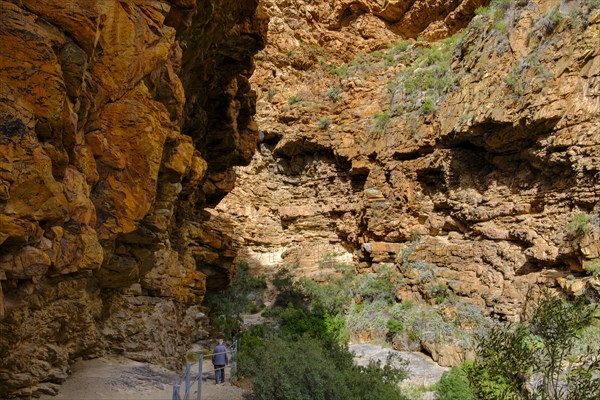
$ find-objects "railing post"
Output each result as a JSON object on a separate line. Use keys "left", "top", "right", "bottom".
{"left": 172, "top": 384, "right": 181, "bottom": 400}
{"left": 197, "top": 354, "right": 203, "bottom": 400}
{"left": 184, "top": 362, "right": 191, "bottom": 400}
{"left": 231, "top": 339, "right": 238, "bottom": 378}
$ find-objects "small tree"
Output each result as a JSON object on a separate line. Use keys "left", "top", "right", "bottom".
{"left": 466, "top": 291, "right": 599, "bottom": 400}
{"left": 529, "top": 295, "right": 598, "bottom": 399}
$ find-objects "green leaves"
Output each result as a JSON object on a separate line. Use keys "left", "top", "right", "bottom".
{"left": 204, "top": 261, "right": 267, "bottom": 339}
{"left": 437, "top": 364, "right": 476, "bottom": 400}
{"left": 463, "top": 292, "right": 599, "bottom": 400}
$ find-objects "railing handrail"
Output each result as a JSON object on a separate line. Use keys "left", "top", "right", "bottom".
{"left": 172, "top": 339, "right": 238, "bottom": 400}
{"left": 205, "top": 350, "right": 229, "bottom": 357}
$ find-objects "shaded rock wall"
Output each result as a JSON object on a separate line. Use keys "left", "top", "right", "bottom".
{"left": 219, "top": 0, "right": 599, "bottom": 320}
{"left": 0, "top": 0, "right": 266, "bottom": 397}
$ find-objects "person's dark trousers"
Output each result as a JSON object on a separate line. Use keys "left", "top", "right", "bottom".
{"left": 214, "top": 365, "right": 225, "bottom": 383}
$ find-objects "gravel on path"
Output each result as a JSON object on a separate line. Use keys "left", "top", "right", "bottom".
{"left": 39, "top": 355, "right": 245, "bottom": 400}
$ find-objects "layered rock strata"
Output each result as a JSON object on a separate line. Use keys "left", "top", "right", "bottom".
{"left": 219, "top": 0, "right": 600, "bottom": 324}
{"left": 219, "top": 0, "right": 491, "bottom": 275}
{"left": 0, "top": 0, "right": 266, "bottom": 397}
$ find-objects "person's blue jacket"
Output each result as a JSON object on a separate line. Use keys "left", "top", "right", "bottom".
{"left": 212, "top": 344, "right": 228, "bottom": 365}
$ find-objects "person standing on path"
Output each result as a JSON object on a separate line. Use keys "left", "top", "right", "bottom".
{"left": 212, "top": 339, "right": 228, "bottom": 384}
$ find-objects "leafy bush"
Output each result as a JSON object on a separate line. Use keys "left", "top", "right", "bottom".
{"left": 387, "top": 32, "right": 462, "bottom": 122}
{"left": 436, "top": 364, "right": 475, "bottom": 400}
{"left": 204, "top": 261, "right": 267, "bottom": 339}
{"left": 318, "top": 118, "right": 331, "bottom": 129}
{"left": 346, "top": 299, "right": 393, "bottom": 339}
{"left": 272, "top": 267, "right": 305, "bottom": 308}
{"left": 584, "top": 258, "right": 600, "bottom": 276}
{"left": 355, "top": 266, "right": 396, "bottom": 303}
{"left": 419, "top": 98, "right": 436, "bottom": 115}
{"left": 324, "top": 312, "right": 350, "bottom": 344}
{"left": 279, "top": 304, "right": 328, "bottom": 339}
{"left": 466, "top": 293, "right": 600, "bottom": 400}
{"left": 237, "top": 267, "right": 409, "bottom": 400}
{"left": 300, "top": 266, "right": 355, "bottom": 315}
{"left": 384, "top": 40, "right": 412, "bottom": 67}
{"left": 428, "top": 283, "right": 450, "bottom": 304}
{"left": 475, "top": 0, "right": 511, "bottom": 22}
{"left": 387, "top": 318, "right": 405, "bottom": 335}
{"left": 321, "top": 61, "right": 350, "bottom": 78}
{"left": 567, "top": 213, "right": 591, "bottom": 235}
{"left": 326, "top": 86, "right": 342, "bottom": 102}
{"left": 241, "top": 335, "right": 409, "bottom": 400}
{"left": 372, "top": 111, "right": 391, "bottom": 132}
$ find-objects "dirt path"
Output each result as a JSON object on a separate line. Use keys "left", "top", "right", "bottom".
{"left": 40, "top": 342, "right": 444, "bottom": 399}
{"left": 39, "top": 355, "right": 245, "bottom": 400}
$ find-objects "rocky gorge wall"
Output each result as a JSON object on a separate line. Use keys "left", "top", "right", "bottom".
{"left": 219, "top": 0, "right": 600, "bottom": 323}
{"left": 1, "top": 0, "right": 599, "bottom": 396}
{"left": 0, "top": 0, "right": 266, "bottom": 397}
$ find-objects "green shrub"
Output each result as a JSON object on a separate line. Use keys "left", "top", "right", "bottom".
{"left": 385, "top": 31, "right": 462, "bottom": 122}
{"left": 241, "top": 335, "right": 409, "bottom": 400}
{"left": 384, "top": 40, "right": 412, "bottom": 66}
{"left": 389, "top": 40, "right": 410, "bottom": 53}
{"left": 355, "top": 266, "right": 396, "bottom": 303}
{"left": 387, "top": 318, "right": 404, "bottom": 334}
{"left": 584, "top": 258, "right": 600, "bottom": 276}
{"left": 495, "top": 21, "right": 509, "bottom": 34}
{"left": 348, "top": 353, "right": 410, "bottom": 400}
{"left": 474, "top": 0, "right": 510, "bottom": 20}
{"left": 326, "top": 86, "right": 342, "bottom": 102}
{"left": 567, "top": 213, "right": 591, "bottom": 235}
{"left": 318, "top": 118, "right": 331, "bottom": 130}
{"left": 372, "top": 111, "right": 391, "bottom": 132}
{"left": 505, "top": 68, "right": 524, "bottom": 96}
{"left": 466, "top": 293, "right": 600, "bottom": 400}
{"left": 279, "top": 304, "right": 328, "bottom": 338}
{"left": 428, "top": 283, "right": 450, "bottom": 304}
{"left": 288, "top": 95, "right": 300, "bottom": 105}
{"left": 271, "top": 267, "right": 305, "bottom": 308}
{"left": 322, "top": 62, "right": 350, "bottom": 78}
{"left": 204, "top": 261, "right": 267, "bottom": 339}
{"left": 466, "top": 323, "right": 537, "bottom": 399}
{"left": 244, "top": 336, "right": 349, "bottom": 400}
{"left": 324, "top": 312, "right": 350, "bottom": 344}
{"left": 238, "top": 278, "right": 409, "bottom": 400}
{"left": 346, "top": 299, "right": 392, "bottom": 338}
{"left": 300, "top": 268, "right": 354, "bottom": 315}
{"left": 474, "top": 6, "right": 490, "bottom": 16}
{"left": 436, "top": 364, "right": 475, "bottom": 400}
{"left": 547, "top": 7, "right": 564, "bottom": 28}
{"left": 420, "top": 98, "right": 436, "bottom": 115}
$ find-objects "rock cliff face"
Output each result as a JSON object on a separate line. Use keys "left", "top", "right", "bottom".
{"left": 219, "top": 0, "right": 600, "bottom": 323}
{"left": 1, "top": 0, "right": 599, "bottom": 395}
{"left": 0, "top": 0, "right": 266, "bottom": 397}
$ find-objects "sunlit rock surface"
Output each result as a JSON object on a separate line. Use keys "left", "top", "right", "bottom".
{"left": 0, "top": 0, "right": 266, "bottom": 396}
{"left": 218, "top": 0, "right": 600, "bottom": 324}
